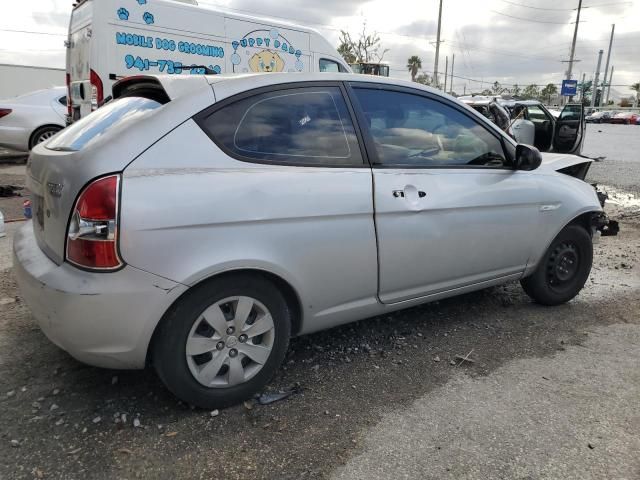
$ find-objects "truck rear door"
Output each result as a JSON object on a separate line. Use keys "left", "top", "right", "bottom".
{"left": 67, "top": 1, "right": 94, "bottom": 122}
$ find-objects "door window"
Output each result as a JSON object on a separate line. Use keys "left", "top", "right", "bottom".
{"left": 353, "top": 88, "right": 509, "bottom": 168}
{"left": 199, "top": 86, "right": 362, "bottom": 166}
{"left": 319, "top": 59, "right": 341, "bottom": 72}
{"left": 526, "top": 105, "right": 551, "bottom": 122}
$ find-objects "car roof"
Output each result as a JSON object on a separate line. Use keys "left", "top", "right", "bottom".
{"left": 195, "top": 72, "right": 447, "bottom": 104}
{"left": 513, "top": 100, "right": 542, "bottom": 106}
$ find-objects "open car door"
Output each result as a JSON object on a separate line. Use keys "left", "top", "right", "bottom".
{"left": 552, "top": 103, "right": 584, "bottom": 154}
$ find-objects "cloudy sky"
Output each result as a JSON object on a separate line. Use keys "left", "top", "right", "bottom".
{"left": 1, "top": 0, "right": 638, "bottom": 97}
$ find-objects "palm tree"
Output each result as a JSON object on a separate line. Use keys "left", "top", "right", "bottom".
{"left": 407, "top": 56, "right": 422, "bottom": 82}
{"left": 631, "top": 82, "right": 640, "bottom": 107}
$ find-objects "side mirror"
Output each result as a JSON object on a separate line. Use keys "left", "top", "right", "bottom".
{"left": 514, "top": 144, "right": 542, "bottom": 171}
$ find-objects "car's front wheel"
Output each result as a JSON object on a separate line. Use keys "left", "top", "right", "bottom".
{"left": 152, "top": 274, "right": 291, "bottom": 408}
{"left": 521, "top": 224, "right": 593, "bottom": 306}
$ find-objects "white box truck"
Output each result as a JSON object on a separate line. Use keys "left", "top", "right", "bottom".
{"left": 66, "top": 0, "right": 350, "bottom": 121}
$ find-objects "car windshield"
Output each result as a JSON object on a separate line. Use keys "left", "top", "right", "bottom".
{"left": 47, "top": 97, "right": 161, "bottom": 152}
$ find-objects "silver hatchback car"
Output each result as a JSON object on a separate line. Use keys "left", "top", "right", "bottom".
{"left": 14, "top": 73, "right": 614, "bottom": 408}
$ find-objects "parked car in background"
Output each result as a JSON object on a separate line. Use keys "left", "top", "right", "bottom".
{"left": 636, "top": 115, "right": 640, "bottom": 125}
{"left": 15, "top": 73, "right": 615, "bottom": 408}
{"left": 586, "top": 111, "right": 613, "bottom": 123}
{"left": 0, "top": 87, "right": 66, "bottom": 152}
{"left": 609, "top": 112, "right": 639, "bottom": 125}
{"left": 461, "top": 97, "right": 585, "bottom": 154}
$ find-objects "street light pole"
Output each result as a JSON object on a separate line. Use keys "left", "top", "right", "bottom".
{"left": 566, "top": 0, "right": 583, "bottom": 102}
{"left": 605, "top": 66, "right": 614, "bottom": 104}
{"left": 444, "top": 55, "right": 448, "bottom": 93}
{"left": 600, "top": 24, "right": 615, "bottom": 107}
{"left": 590, "top": 49, "right": 603, "bottom": 108}
{"left": 450, "top": 53, "right": 455, "bottom": 95}
{"left": 433, "top": 0, "right": 443, "bottom": 89}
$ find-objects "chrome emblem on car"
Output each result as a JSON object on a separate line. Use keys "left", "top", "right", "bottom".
{"left": 47, "top": 182, "right": 64, "bottom": 197}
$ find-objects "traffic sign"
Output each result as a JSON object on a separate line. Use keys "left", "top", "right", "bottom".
{"left": 561, "top": 79, "right": 578, "bottom": 96}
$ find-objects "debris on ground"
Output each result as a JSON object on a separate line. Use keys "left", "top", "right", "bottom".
{"left": 133, "top": 418, "right": 141, "bottom": 428}
{"left": 257, "top": 385, "right": 302, "bottom": 406}
{"left": 0, "top": 185, "right": 22, "bottom": 198}
{"left": 92, "top": 416, "right": 101, "bottom": 424}
{"left": 455, "top": 350, "right": 476, "bottom": 366}
{"left": 210, "top": 409, "right": 219, "bottom": 417}
{"left": 10, "top": 440, "right": 20, "bottom": 448}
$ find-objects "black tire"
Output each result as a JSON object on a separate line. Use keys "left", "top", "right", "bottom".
{"left": 521, "top": 224, "right": 593, "bottom": 306}
{"left": 152, "top": 274, "right": 291, "bottom": 409}
{"left": 29, "top": 125, "right": 62, "bottom": 149}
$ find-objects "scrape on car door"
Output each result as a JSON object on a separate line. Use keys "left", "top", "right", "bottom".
{"left": 552, "top": 103, "right": 584, "bottom": 154}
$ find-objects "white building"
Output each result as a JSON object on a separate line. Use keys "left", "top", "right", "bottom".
{"left": 0, "top": 64, "right": 65, "bottom": 100}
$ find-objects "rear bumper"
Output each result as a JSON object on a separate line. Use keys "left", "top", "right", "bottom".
{"left": 13, "top": 222, "right": 188, "bottom": 369}
{"left": 0, "top": 125, "right": 29, "bottom": 151}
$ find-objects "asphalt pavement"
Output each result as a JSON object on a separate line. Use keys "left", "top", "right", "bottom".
{"left": 584, "top": 124, "right": 640, "bottom": 195}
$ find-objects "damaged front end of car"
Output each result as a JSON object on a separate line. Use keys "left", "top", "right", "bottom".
{"left": 553, "top": 157, "right": 620, "bottom": 237}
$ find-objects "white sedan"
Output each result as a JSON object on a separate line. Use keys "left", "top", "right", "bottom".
{"left": 0, "top": 87, "right": 67, "bottom": 152}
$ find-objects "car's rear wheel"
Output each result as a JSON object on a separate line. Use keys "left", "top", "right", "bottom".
{"left": 521, "top": 224, "right": 593, "bottom": 306}
{"left": 29, "top": 125, "right": 62, "bottom": 149}
{"left": 152, "top": 274, "right": 291, "bottom": 409}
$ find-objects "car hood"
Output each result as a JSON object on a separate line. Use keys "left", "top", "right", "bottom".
{"left": 538, "top": 152, "right": 592, "bottom": 173}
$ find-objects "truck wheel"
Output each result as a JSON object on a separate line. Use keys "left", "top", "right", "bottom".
{"left": 521, "top": 224, "right": 593, "bottom": 306}
{"left": 152, "top": 274, "right": 291, "bottom": 409}
{"left": 29, "top": 125, "right": 62, "bottom": 149}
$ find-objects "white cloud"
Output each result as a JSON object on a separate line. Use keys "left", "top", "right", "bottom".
{"left": 0, "top": 0, "right": 638, "bottom": 96}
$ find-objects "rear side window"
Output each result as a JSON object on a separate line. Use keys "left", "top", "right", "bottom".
{"left": 198, "top": 86, "right": 362, "bottom": 166}
{"left": 46, "top": 97, "right": 161, "bottom": 151}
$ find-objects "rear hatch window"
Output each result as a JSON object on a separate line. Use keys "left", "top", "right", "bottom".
{"left": 46, "top": 97, "right": 161, "bottom": 151}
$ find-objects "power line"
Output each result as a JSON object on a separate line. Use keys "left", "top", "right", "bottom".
{"left": 446, "top": 41, "right": 559, "bottom": 62}
{"left": 497, "top": 0, "right": 631, "bottom": 10}
{"left": 496, "top": 0, "right": 576, "bottom": 11}
{"left": 489, "top": 9, "right": 578, "bottom": 24}
{"left": 0, "top": 28, "right": 65, "bottom": 36}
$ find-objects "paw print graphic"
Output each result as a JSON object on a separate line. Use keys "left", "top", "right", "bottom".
{"left": 143, "top": 12, "right": 154, "bottom": 25}
{"left": 117, "top": 7, "right": 129, "bottom": 20}
{"left": 136, "top": 0, "right": 147, "bottom": 4}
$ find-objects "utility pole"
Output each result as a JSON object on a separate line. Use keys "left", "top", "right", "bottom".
{"left": 581, "top": 72, "right": 586, "bottom": 102}
{"left": 433, "top": 0, "right": 443, "bottom": 89}
{"left": 605, "top": 65, "right": 614, "bottom": 104}
{"left": 450, "top": 53, "right": 455, "bottom": 95}
{"left": 600, "top": 23, "right": 615, "bottom": 107}
{"left": 590, "top": 49, "right": 603, "bottom": 108}
{"left": 565, "top": 0, "right": 583, "bottom": 102}
{"left": 444, "top": 56, "right": 449, "bottom": 93}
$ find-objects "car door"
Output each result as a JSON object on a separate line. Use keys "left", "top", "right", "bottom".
{"left": 348, "top": 84, "right": 541, "bottom": 304}
{"left": 552, "top": 103, "right": 585, "bottom": 154}
{"left": 188, "top": 82, "right": 379, "bottom": 329}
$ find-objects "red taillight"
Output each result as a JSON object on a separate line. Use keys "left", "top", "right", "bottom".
{"left": 0, "top": 108, "right": 12, "bottom": 119}
{"left": 90, "top": 69, "right": 104, "bottom": 110}
{"left": 66, "top": 175, "right": 123, "bottom": 270}
{"left": 66, "top": 73, "right": 72, "bottom": 117}
{"left": 77, "top": 175, "right": 117, "bottom": 220}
